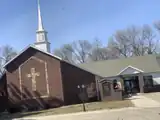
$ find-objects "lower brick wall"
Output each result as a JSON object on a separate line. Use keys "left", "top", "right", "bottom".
{"left": 144, "top": 85, "right": 160, "bottom": 93}
{"left": 0, "top": 96, "right": 8, "bottom": 112}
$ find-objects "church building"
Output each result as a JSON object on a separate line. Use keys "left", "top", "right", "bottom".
{"left": 0, "top": 0, "right": 99, "bottom": 112}
{"left": 1, "top": 0, "right": 160, "bottom": 113}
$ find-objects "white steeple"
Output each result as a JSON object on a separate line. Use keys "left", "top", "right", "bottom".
{"left": 34, "top": 0, "right": 51, "bottom": 53}
{"left": 37, "top": 0, "right": 44, "bottom": 31}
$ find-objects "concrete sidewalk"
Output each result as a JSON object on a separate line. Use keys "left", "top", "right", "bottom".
{"left": 129, "top": 95, "right": 160, "bottom": 108}
{"left": 143, "top": 92, "right": 160, "bottom": 102}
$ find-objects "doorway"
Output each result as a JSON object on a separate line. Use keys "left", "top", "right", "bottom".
{"left": 123, "top": 76, "right": 140, "bottom": 95}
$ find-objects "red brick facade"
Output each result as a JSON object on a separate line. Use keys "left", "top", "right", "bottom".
{"left": 60, "top": 61, "right": 96, "bottom": 105}
{"left": 6, "top": 47, "right": 64, "bottom": 109}
{"left": 4, "top": 47, "right": 97, "bottom": 110}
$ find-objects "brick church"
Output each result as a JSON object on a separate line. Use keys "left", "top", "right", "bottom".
{"left": 0, "top": 0, "right": 98, "bottom": 112}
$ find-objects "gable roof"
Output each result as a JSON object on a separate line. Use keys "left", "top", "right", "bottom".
{"left": 117, "top": 65, "right": 144, "bottom": 75}
{"left": 3, "top": 45, "right": 100, "bottom": 77}
{"left": 5, "top": 45, "right": 160, "bottom": 78}
{"left": 79, "top": 55, "right": 160, "bottom": 77}
{"left": 3, "top": 44, "right": 62, "bottom": 68}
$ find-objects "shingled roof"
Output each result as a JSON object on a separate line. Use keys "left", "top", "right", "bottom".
{"left": 79, "top": 55, "right": 160, "bottom": 77}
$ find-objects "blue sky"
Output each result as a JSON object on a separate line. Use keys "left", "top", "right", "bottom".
{"left": 0, "top": 0, "right": 160, "bottom": 52}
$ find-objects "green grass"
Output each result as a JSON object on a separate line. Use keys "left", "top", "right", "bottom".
{"left": 0, "top": 100, "right": 134, "bottom": 119}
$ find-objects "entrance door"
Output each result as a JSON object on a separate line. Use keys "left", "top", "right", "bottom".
{"left": 124, "top": 76, "right": 140, "bottom": 95}
{"left": 131, "top": 76, "right": 140, "bottom": 93}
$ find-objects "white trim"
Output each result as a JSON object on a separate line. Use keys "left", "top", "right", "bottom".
{"left": 3, "top": 44, "right": 62, "bottom": 68}
{"left": 19, "top": 56, "right": 50, "bottom": 100}
{"left": 117, "top": 65, "right": 144, "bottom": 75}
{"left": 99, "top": 76, "right": 120, "bottom": 83}
{"left": 18, "top": 67, "right": 22, "bottom": 100}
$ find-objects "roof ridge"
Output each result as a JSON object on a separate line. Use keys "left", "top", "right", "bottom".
{"left": 79, "top": 54, "right": 157, "bottom": 65}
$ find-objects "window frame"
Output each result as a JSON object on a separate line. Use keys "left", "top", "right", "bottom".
{"left": 143, "top": 75, "right": 154, "bottom": 87}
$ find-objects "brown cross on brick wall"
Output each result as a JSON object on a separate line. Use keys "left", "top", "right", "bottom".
{"left": 26, "top": 68, "right": 40, "bottom": 91}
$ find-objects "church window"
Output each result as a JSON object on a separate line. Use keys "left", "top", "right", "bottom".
{"left": 143, "top": 75, "right": 153, "bottom": 87}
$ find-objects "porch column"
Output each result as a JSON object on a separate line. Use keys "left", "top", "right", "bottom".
{"left": 138, "top": 73, "right": 144, "bottom": 93}
{"left": 95, "top": 76, "right": 101, "bottom": 101}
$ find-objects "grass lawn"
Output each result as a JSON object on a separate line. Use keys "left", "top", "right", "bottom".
{"left": 0, "top": 100, "right": 134, "bottom": 119}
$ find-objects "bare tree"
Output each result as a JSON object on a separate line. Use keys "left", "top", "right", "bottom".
{"left": 109, "top": 25, "right": 158, "bottom": 57}
{"left": 54, "top": 39, "right": 120, "bottom": 63}
{"left": 53, "top": 44, "right": 74, "bottom": 63}
{"left": 0, "top": 45, "right": 17, "bottom": 74}
{"left": 154, "top": 21, "right": 160, "bottom": 32}
{"left": 71, "top": 40, "right": 92, "bottom": 63}
{"left": 90, "top": 47, "right": 109, "bottom": 61}
{"left": 128, "top": 25, "right": 157, "bottom": 55}
{"left": 54, "top": 24, "right": 158, "bottom": 64}
{"left": 53, "top": 40, "right": 92, "bottom": 63}
{"left": 89, "top": 39, "right": 118, "bottom": 61}
{"left": 107, "top": 37, "right": 121, "bottom": 58}
{"left": 109, "top": 29, "right": 132, "bottom": 57}
{"left": 89, "top": 39, "right": 104, "bottom": 61}
{"left": 141, "top": 25, "right": 157, "bottom": 54}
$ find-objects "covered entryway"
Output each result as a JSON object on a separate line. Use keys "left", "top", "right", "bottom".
{"left": 96, "top": 65, "right": 145, "bottom": 101}
{"left": 123, "top": 76, "right": 140, "bottom": 95}
{"left": 98, "top": 77, "right": 123, "bottom": 101}
{"left": 118, "top": 65, "right": 144, "bottom": 97}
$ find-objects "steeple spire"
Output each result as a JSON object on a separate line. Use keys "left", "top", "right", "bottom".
{"left": 37, "top": 0, "right": 44, "bottom": 31}
{"left": 34, "top": 0, "right": 51, "bottom": 53}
